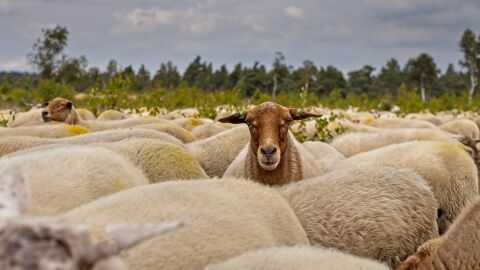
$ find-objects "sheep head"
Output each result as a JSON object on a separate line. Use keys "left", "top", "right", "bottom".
{"left": 42, "top": 97, "right": 75, "bottom": 124}
{"left": 0, "top": 167, "right": 184, "bottom": 270}
{"left": 218, "top": 101, "right": 321, "bottom": 170}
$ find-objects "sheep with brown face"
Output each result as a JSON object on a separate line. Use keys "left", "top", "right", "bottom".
{"left": 219, "top": 101, "right": 323, "bottom": 186}
{"left": 42, "top": 97, "right": 77, "bottom": 124}
{"left": 0, "top": 168, "right": 183, "bottom": 270}
{"left": 398, "top": 196, "right": 480, "bottom": 270}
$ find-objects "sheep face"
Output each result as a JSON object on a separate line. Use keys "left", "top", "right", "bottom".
{"left": 219, "top": 101, "right": 321, "bottom": 170}
{"left": 42, "top": 98, "right": 73, "bottom": 123}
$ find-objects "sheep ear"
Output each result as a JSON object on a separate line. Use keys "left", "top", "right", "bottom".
{"left": 218, "top": 112, "right": 248, "bottom": 124}
{"left": 86, "top": 220, "right": 184, "bottom": 263}
{"left": 105, "top": 221, "right": 184, "bottom": 250}
{"left": 289, "top": 109, "right": 322, "bottom": 120}
{"left": 0, "top": 167, "right": 29, "bottom": 220}
{"left": 65, "top": 101, "right": 73, "bottom": 109}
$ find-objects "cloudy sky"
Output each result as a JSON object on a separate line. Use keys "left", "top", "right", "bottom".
{"left": 1, "top": 0, "right": 479, "bottom": 74}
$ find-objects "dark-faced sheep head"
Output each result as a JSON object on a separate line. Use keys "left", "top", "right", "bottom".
{"left": 42, "top": 97, "right": 74, "bottom": 123}
{"left": 218, "top": 101, "right": 321, "bottom": 170}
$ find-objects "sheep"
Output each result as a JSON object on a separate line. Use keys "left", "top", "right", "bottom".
{"left": 167, "top": 108, "right": 199, "bottom": 118}
{"left": 171, "top": 117, "right": 207, "bottom": 131}
{"left": 368, "top": 118, "right": 438, "bottom": 129}
{"left": 0, "top": 146, "right": 148, "bottom": 216}
{"left": 6, "top": 108, "right": 44, "bottom": 127}
{"left": 41, "top": 97, "right": 177, "bottom": 131}
{"left": 6, "top": 139, "right": 208, "bottom": 183}
{"left": 204, "top": 246, "right": 390, "bottom": 270}
{"left": 0, "top": 168, "right": 183, "bottom": 270}
{"left": 0, "top": 124, "right": 89, "bottom": 138}
{"left": 331, "top": 128, "right": 462, "bottom": 157}
{"left": 291, "top": 119, "right": 382, "bottom": 142}
{"left": 97, "top": 109, "right": 128, "bottom": 121}
{"left": 405, "top": 113, "right": 443, "bottom": 126}
{"left": 302, "top": 141, "right": 345, "bottom": 172}
{"left": 0, "top": 128, "right": 182, "bottom": 157}
{"left": 220, "top": 101, "right": 325, "bottom": 186}
{"left": 186, "top": 125, "right": 251, "bottom": 177}
{"left": 64, "top": 178, "right": 309, "bottom": 270}
{"left": 76, "top": 107, "right": 96, "bottom": 120}
{"left": 135, "top": 123, "right": 197, "bottom": 143}
{"left": 398, "top": 196, "right": 480, "bottom": 270}
{"left": 191, "top": 123, "right": 227, "bottom": 139}
{"left": 439, "top": 119, "right": 480, "bottom": 139}
{"left": 277, "top": 165, "right": 439, "bottom": 268}
{"left": 333, "top": 141, "right": 478, "bottom": 234}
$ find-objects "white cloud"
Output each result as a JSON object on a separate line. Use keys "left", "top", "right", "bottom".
{"left": 0, "top": 58, "right": 29, "bottom": 71}
{"left": 284, "top": 5, "right": 305, "bottom": 19}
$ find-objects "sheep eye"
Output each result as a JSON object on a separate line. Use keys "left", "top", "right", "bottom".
{"left": 245, "top": 120, "right": 252, "bottom": 125}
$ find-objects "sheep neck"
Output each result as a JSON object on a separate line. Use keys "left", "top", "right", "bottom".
{"left": 245, "top": 134, "right": 303, "bottom": 186}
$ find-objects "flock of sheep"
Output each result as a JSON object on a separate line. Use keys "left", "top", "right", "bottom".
{"left": 0, "top": 97, "right": 479, "bottom": 269}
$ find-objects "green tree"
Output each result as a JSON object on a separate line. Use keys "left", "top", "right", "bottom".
{"left": 405, "top": 53, "right": 438, "bottom": 102}
{"left": 152, "top": 62, "right": 181, "bottom": 89}
{"left": 292, "top": 60, "right": 318, "bottom": 90}
{"left": 270, "top": 52, "right": 294, "bottom": 99}
{"left": 136, "top": 64, "right": 150, "bottom": 91}
{"left": 28, "top": 25, "right": 69, "bottom": 79}
{"left": 212, "top": 64, "right": 229, "bottom": 90}
{"left": 459, "top": 28, "right": 479, "bottom": 103}
{"left": 437, "top": 64, "right": 467, "bottom": 96}
{"left": 348, "top": 65, "right": 375, "bottom": 96}
{"left": 375, "top": 58, "right": 404, "bottom": 96}
{"left": 183, "top": 56, "right": 203, "bottom": 87}
{"left": 316, "top": 66, "right": 347, "bottom": 96}
{"left": 56, "top": 55, "right": 87, "bottom": 90}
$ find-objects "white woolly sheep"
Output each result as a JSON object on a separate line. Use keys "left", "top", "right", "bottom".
{"left": 186, "top": 125, "right": 251, "bottom": 177}
{"left": 0, "top": 168, "right": 182, "bottom": 270}
{"left": 0, "top": 124, "right": 89, "bottom": 138}
{"left": 41, "top": 97, "right": 176, "bottom": 131}
{"left": 6, "top": 139, "right": 208, "bottom": 183}
{"left": 204, "top": 246, "right": 389, "bottom": 270}
{"left": 64, "top": 178, "right": 309, "bottom": 270}
{"left": 0, "top": 146, "right": 148, "bottom": 216}
{"left": 135, "top": 123, "right": 196, "bottom": 143}
{"left": 97, "top": 109, "right": 128, "bottom": 121}
{"left": 191, "top": 123, "right": 227, "bottom": 139}
{"left": 167, "top": 108, "right": 199, "bottom": 118}
{"left": 302, "top": 141, "right": 345, "bottom": 172}
{"left": 368, "top": 118, "right": 438, "bottom": 129}
{"left": 439, "top": 119, "right": 480, "bottom": 139}
{"left": 398, "top": 196, "right": 480, "bottom": 270}
{"left": 278, "top": 165, "right": 439, "bottom": 268}
{"left": 333, "top": 141, "right": 478, "bottom": 234}
{"left": 6, "top": 108, "right": 44, "bottom": 127}
{"left": 76, "top": 107, "right": 96, "bottom": 120}
{"left": 291, "top": 119, "right": 383, "bottom": 141}
{"left": 220, "top": 102, "right": 325, "bottom": 185}
{"left": 170, "top": 117, "right": 207, "bottom": 131}
{"left": 0, "top": 128, "right": 183, "bottom": 157}
{"left": 331, "top": 128, "right": 462, "bottom": 157}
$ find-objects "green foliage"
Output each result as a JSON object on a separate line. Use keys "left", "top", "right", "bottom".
{"left": 84, "top": 74, "right": 133, "bottom": 115}
{"left": 33, "top": 80, "right": 76, "bottom": 103}
{"left": 292, "top": 113, "right": 346, "bottom": 143}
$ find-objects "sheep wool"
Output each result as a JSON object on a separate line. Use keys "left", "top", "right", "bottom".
{"left": 398, "top": 197, "right": 480, "bottom": 270}
{"left": 278, "top": 165, "right": 439, "bottom": 269}
{"left": 302, "top": 141, "right": 345, "bottom": 172}
{"left": 368, "top": 118, "right": 438, "bottom": 129}
{"left": 6, "top": 108, "right": 44, "bottom": 127}
{"left": 0, "top": 128, "right": 183, "bottom": 157}
{"left": 76, "top": 108, "right": 96, "bottom": 120}
{"left": 97, "top": 109, "right": 128, "bottom": 121}
{"left": 136, "top": 123, "right": 196, "bottom": 143}
{"left": 191, "top": 123, "right": 227, "bottom": 139}
{"left": 333, "top": 141, "right": 478, "bottom": 234}
{"left": 331, "top": 128, "right": 460, "bottom": 157}
{"left": 0, "top": 124, "right": 89, "bottom": 138}
{"left": 64, "top": 178, "right": 309, "bottom": 270}
{"left": 0, "top": 146, "right": 148, "bottom": 216}
{"left": 186, "top": 125, "right": 251, "bottom": 177}
{"left": 204, "top": 246, "right": 389, "bottom": 270}
{"left": 439, "top": 119, "right": 480, "bottom": 139}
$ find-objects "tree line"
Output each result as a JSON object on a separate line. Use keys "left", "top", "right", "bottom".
{"left": 1, "top": 26, "right": 480, "bottom": 107}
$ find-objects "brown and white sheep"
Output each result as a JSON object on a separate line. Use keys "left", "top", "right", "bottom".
{"left": 220, "top": 101, "right": 324, "bottom": 186}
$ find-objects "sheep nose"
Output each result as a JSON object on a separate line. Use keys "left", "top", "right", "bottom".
{"left": 261, "top": 145, "right": 277, "bottom": 157}
{"left": 42, "top": 111, "right": 48, "bottom": 117}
